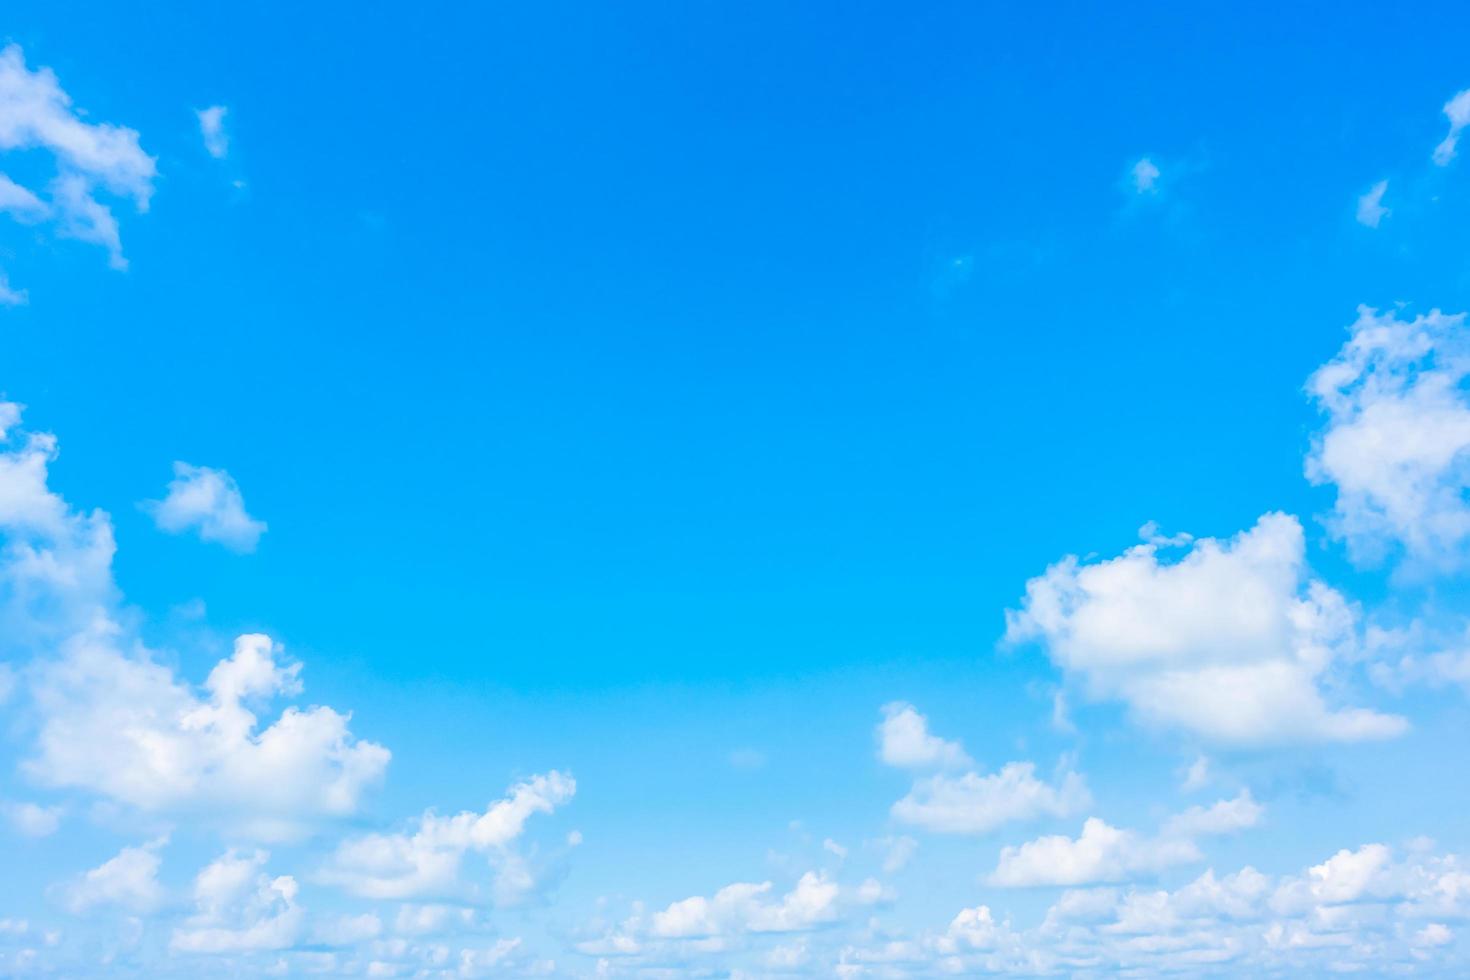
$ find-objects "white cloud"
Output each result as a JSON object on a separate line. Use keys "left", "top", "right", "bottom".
{"left": 28, "top": 632, "right": 390, "bottom": 840}
{"left": 317, "top": 771, "right": 575, "bottom": 901}
{"left": 144, "top": 462, "right": 267, "bottom": 553}
{"left": 0, "top": 44, "right": 156, "bottom": 280}
{"left": 171, "top": 850, "right": 304, "bottom": 954}
{"left": 875, "top": 702, "right": 972, "bottom": 770}
{"left": 1005, "top": 512, "right": 1405, "bottom": 744}
{"left": 2, "top": 800, "right": 61, "bottom": 837}
{"left": 0, "top": 173, "right": 47, "bottom": 221}
{"left": 989, "top": 817, "right": 1200, "bottom": 887}
{"left": 1433, "top": 89, "right": 1470, "bottom": 165}
{"left": 196, "top": 105, "right": 229, "bottom": 159}
{"left": 62, "top": 838, "right": 166, "bottom": 914}
{"left": 989, "top": 792, "right": 1263, "bottom": 887}
{"left": 0, "top": 405, "right": 388, "bottom": 840}
{"left": 648, "top": 871, "right": 839, "bottom": 938}
{"left": 1132, "top": 157, "right": 1160, "bottom": 194}
{"left": 1160, "top": 790, "right": 1264, "bottom": 839}
{"left": 1307, "top": 306, "right": 1470, "bottom": 571}
{"left": 1268, "top": 843, "right": 1393, "bottom": 914}
{"left": 891, "top": 762, "right": 1089, "bottom": 835}
{"left": 1355, "top": 179, "right": 1389, "bottom": 228}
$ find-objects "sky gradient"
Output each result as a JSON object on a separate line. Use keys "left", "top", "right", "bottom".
{"left": 4, "top": 3, "right": 1470, "bottom": 977}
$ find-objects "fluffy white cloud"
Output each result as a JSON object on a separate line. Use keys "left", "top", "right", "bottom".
{"left": 1307, "top": 306, "right": 1470, "bottom": 571}
{"left": 28, "top": 632, "right": 390, "bottom": 840}
{"left": 0, "top": 405, "right": 388, "bottom": 840}
{"left": 892, "top": 763, "right": 1089, "bottom": 835}
{"left": 1356, "top": 179, "right": 1389, "bottom": 228}
{"left": 171, "top": 850, "right": 304, "bottom": 954}
{"left": 990, "top": 817, "right": 1200, "bottom": 887}
{"left": 649, "top": 871, "right": 839, "bottom": 938}
{"left": 1005, "top": 512, "right": 1404, "bottom": 744}
{"left": 875, "top": 702, "right": 971, "bottom": 770}
{"left": 317, "top": 771, "right": 575, "bottom": 901}
{"left": 989, "top": 792, "right": 1263, "bottom": 887}
{"left": 196, "top": 105, "right": 229, "bottom": 159}
{"left": 0, "top": 44, "right": 156, "bottom": 276}
{"left": 1433, "top": 88, "right": 1470, "bottom": 165}
{"left": 145, "top": 462, "right": 267, "bottom": 552}
{"left": 62, "top": 838, "right": 166, "bottom": 914}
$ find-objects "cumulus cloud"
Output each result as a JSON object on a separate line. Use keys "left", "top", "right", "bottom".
{"left": 1355, "top": 179, "right": 1389, "bottom": 228}
{"left": 876, "top": 702, "right": 972, "bottom": 770}
{"left": 171, "top": 850, "right": 304, "bottom": 954}
{"left": 61, "top": 838, "right": 167, "bottom": 914}
{"left": 196, "top": 105, "right": 229, "bottom": 159}
{"left": 29, "top": 632, "right": 390, "bottom": 840}
{"left": 1005, "top": 512, "right": 1405, "bottom": 744}
{"left": 0, "top": 44, "right": 156, "bottom": 278}
{"left": 1433, "top": 89, "right": 1470, "bottom": 165}
{"left": 317, "top": 771, "right": 575, "bottom": 902}
{"left": 1, "top": 405, "right": 388, "bottom": 840}
{"left": 1307, "top": 306, "right": 1470, "bottom": 572}
{"left": 989, "top": 792, "right": 1263, "bottom": 887}
{"left": 990, "top": 817, "right": 1199, "bottom": 887}
{"left": 144, "top": 462, "right": 267, "bottom": 552}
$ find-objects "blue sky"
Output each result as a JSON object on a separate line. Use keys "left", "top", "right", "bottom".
{"left": 4, "top": 2, "right": 1470, "bottom": 976}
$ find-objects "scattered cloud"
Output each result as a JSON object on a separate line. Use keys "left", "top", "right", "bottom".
{"left": 876, "top": 702, "right": 972, "bottom": 770}
{"left": 144, "top": 462, "right": 267, "bottom": 552}
{"left": 0, "top": 44, "right": 156, "bottom": 283}
{"left": 196, "top": 105, "right": 229, "bottom": 159}
{"left": 1433, "top": 88, "right": 1470, "bottom": 165}
{"left": 1356, "top": 179, "right": 1389, "bottom": 228}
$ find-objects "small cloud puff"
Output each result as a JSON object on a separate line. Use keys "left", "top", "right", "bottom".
{"left": 1356, "top": 180, "right": 1389, "bottom": 228}
{"left": 145, "top": 462, "right": 266, "bottom": 553}
{"left": 1131, "top": 157, "right": 1161, "bottom": 194}
{"left": 197, "top": 105, "right": 229, "bottom": 159}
